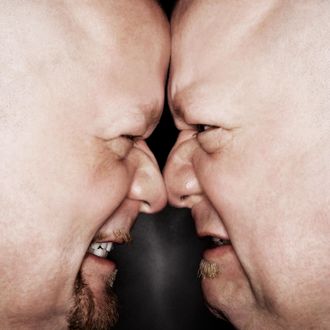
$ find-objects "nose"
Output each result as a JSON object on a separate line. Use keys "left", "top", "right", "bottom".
{"left": 128, "top": 141, "right": 167, "bottom": 213}
{"left": 163, "top": 131, "right": 203, "bottom": 208}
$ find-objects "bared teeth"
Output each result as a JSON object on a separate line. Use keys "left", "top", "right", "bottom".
{"left": 91, "top": 247, "right": 108, "bottom": 258}
{"left": 105, "top": 243, "right": 113, "bottom": 252}
{"left": 88, "top": 242, "right": 113, "bottom": 258}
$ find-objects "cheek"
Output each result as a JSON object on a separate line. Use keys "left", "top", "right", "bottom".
{"left": 73, "top": 157, "right": 132, "bottom": 230}
{"left": 30, "top": 147, "right": 132, "bottom": 241}
{"left": 196, "top": 127, "right": 330, "bottom": 319}
{"left": 197, "top": 127, "right": 303, "bottom": 241}
{"left": 1, "top": 136, "right": 133, "bottom": 319}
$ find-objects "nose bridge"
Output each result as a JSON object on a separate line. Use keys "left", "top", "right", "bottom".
{"left": 128, "top": 142, "right": 167, "bottom": 213}
{"left": 164, "top": 136, "right": 202, "bottom": 208}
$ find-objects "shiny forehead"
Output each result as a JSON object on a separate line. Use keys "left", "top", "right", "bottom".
{"left": 0, "top": 0, "right": 170, "bottom": 135}
{"left": 0, "top": 0, "right": 169, "bottom": 61}
{"left": 170, "top": 0, "right": 285, "bottom": 81}
{"left": 169, "top": 0, "right": 330, "bottom": 116}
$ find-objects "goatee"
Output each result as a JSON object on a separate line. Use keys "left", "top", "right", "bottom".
{"left": 198, "top": 259, "right": 220, "bottom": 279}
{"left": 67, "top": 270, "right": 118, "bottom": 330}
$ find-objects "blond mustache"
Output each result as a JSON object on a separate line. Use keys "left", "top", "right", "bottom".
{"left": 198, "top": 259, "right": 220, "bottom": 279}
{"left": 113, "top": 229, "right": 132, "bottom": 243}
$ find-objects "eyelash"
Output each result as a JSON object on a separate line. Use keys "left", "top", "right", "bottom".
{"left": 194, "top": 124, "right": 214, "bottom": 135}
{"left": 122, "top": 134, "right": 142, "bottom": 145}
{"left": 123, "top": 135, "right": 136, "bottom": 141}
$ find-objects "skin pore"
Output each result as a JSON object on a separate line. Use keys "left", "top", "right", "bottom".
{"left": 165, "top": 1, "right": 330, "bottom": 329}
{"left": 0, "top": 1, "right": 169, "bottom": 329}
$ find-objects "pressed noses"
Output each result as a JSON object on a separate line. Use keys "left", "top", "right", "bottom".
{"left": 128, "top": 141, "right": 167, "bottom": 213}
{"left": 164, "top": 133, "right": 202, "bottom": 208}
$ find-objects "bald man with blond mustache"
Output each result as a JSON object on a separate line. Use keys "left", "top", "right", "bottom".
{"left": 165, "top": 1, "right": 330, "bottom": 329}
{"left": 0, "top": 1, "right": 169, "bottom": 329}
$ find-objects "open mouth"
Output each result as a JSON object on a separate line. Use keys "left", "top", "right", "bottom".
{"left": 202, "top": 236, "right": 232, "bottom": 249}
{"left": 87, "top": 231, "right": 131, "bottom": 260}
{"left": 88, "top": 242, "right": 114, "bottom": 259}
{"left": 211, "top": 237, "right": 231, "bottom": 247}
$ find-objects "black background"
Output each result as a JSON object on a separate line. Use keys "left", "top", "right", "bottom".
{"left": 112, "top": 2, "right": 235, "bottom": 329}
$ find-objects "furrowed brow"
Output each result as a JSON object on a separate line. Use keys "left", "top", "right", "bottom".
{"left": 171, "top": 90, "right": 186, "bottom": 121}
{"left": 172, "top": 104, "right": 185, "bottom": 121}
{"left": 170, "top": 86, "right": 195, "bottom": 126}
{"left": 139, "top": 102, "right": 163, "bottom": 133}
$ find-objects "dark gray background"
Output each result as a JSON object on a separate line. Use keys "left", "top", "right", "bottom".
{"left": 112, "top": 2, "right": 235, "bottom": 329}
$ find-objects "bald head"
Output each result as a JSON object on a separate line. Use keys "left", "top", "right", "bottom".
{"left": 1, "top": 0, "right": 168, "bottom": 56}
{"left": 0, "top": 1, "right": 170, "bottom": 329}
{"left": 169, "top": 0, "right": 330, "bottom": 131}
{"left": 0, "top": 0, "right": 169, "bottom": 127}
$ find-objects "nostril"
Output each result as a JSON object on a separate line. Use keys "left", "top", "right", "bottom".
{"left": 174, "top": 193, "right": 203, "bottom": 209}
{"left": 140, "top": 197, "right": 166, "bottom": 214}
{"left": 143, "top": 200, "right": 151, "bottom": 207}
{"left": 139, "top": 200, "right": 151, "bottom": 213}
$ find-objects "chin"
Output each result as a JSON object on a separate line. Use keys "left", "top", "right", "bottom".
{"left": 66, "top": 269, "right": 119, "bottom": 330}
{"left": 199, "top": 246, "right": 260, "bottom": 329}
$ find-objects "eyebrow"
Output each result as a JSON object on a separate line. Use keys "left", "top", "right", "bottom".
{"left": 172, "top": 101, "right": 185, "bottom": 121}
{"left": 170, "top": 85, "right": 194, "bottom": 122}
{"left": 140, "top": 102, "right": 163, "bottom": 130}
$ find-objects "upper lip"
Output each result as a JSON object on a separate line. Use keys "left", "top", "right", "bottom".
{"left": 92, "top": 235, "right": 130, "bottom": 245}
{"left": 197, "top": 231, "right": 230, "bottom": 241}
{"left": 92, "top": 224, "right": 134, "bottom": 245}
{"left": 191, "top": 202, "right": 231, "bottom": 241}
{"left": 90, "top": 208, "right": 139, "bottom": 246}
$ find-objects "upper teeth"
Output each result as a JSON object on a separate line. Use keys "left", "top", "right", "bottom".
{"left": 88, "top": 242, "right": 113, "bottom": 258}
{"left": 212, "top": 237, "right": 231, "bottom": 246}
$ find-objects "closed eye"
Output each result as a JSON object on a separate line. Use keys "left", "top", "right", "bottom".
{"left": 122, "top": 134, "right": 142, "bottom": 143}
{"left": 196, "top": 124, "right": 216, "bottom": 134}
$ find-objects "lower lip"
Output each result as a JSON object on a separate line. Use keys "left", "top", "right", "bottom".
{"left": 86, "top": 253, "right": 117, "bottom": 272}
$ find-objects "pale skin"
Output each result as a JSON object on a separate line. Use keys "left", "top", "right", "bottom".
{"left": 0, "top": 1, "right": 169, "bottom": 329}
{"left": 164, "top": 1, "right": 330, "bottom": 329}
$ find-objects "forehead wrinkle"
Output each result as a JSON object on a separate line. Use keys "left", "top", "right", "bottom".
{"left": 171, "top": 79, "right": 242, "bottom": 129}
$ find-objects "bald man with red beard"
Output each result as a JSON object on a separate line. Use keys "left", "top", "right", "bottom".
{"left": 0, "top": 1, "right": 169, "bottom": 329}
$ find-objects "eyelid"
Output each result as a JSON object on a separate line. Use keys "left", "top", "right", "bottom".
{"left": 195, "top": 125, "right": 233, "bottom": 154}
{"left": 195, "top": 124, "right": 217, "bottom": 135}
{"left": 122, "top": 134, "right": 143, "bottom": 143}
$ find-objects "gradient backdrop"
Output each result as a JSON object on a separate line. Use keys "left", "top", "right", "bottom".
{"left": 112, "top": 2, "right": 235, "bottom": 329}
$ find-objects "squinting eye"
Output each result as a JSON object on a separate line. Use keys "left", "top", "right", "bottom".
{"left": 196, "top": 124, "right": 214, "bottom": 133}
{"left": 122, "top": 135, "right": 142, "bottom": 143}
{"left": 194, "top": 124, "right": 233, "bottom": 154}
{"left": 122, "top": 135, "right": 135, "bottom": 141}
